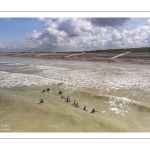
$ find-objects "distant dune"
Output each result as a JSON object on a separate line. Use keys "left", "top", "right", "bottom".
{"left": 0, "top": 51, "right": 150, "bottom": 64}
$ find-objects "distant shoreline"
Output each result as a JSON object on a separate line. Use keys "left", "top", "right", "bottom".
{"left": 0, "top": 52, "right": 150, "bottom": 64}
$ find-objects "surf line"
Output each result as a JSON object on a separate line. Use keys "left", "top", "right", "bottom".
{"left": 63, "top": 52, "right": 85, "bottom": 58}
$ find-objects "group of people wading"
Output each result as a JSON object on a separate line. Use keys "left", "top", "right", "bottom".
{"left": 39, "top": 89, "right": 98, "bottom": 113}
{"left": 60, "top": 91, "right": 98, "bottom": 113}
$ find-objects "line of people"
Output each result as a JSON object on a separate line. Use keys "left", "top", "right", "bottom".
{"left": 60, "top": 91, "right": 98, "bottom": 113}
{"left": 39, "top": 89, "right": 98, "bottom": 113}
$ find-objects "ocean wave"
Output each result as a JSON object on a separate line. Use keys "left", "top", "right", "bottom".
{"left": 35, "top": 65, "right": 69, "bottom": 71}
{"left": 101, "top": 94, "right": 150, "bottom": 115}
{"left": 36, "top": 65, "right": 150, "bottom": 92}
{"left": 5, "top": 63, "right": 25, "bottom": 66}
{"left": 81, "top": 90, "right": 149, "bottom": 116}
{"left": 0, "top": 71, "right": 63, "bottom": 87}
{"left": 1, "top": 58, "right": 150, "bottom": 93}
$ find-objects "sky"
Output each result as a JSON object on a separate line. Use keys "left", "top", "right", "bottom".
{"left": 0, "top": 17, "right": 150, "bottom": 52}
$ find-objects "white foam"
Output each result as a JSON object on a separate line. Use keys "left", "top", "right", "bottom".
{"left": 5, "top": 63, "right": 25, "bottom": 66}
{"left": 106, "top": 95, "right": 141, "bottom": 116}
{"left": 0, "top": 71, "right": 63, "bottom": 87}
{"left": 0, "top": 61, "right": 10, "bottom": 64}
{"left": 34, "top": 62, "right": 150, "bottom": 93}
{"left": 36, "top": 65, "right": 69, "bottom": 71}
{"left": 1, "top": 58, "right": 150, "bottom": 93}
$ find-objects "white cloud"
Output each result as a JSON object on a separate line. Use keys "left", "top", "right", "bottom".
{"left": 146, "top": 19, "right": 150, "bottom": 26}
{"left": 28, "top": 30, "right": 42, "bottom": 44}
{"left": 111, "top": 29, "right": 121, "bottom": 40}
{"left": 0, "top": 43, "right": 24, "bottom": 51}
{"left": 20, "top": 18, "right": 150, "bottom": 51}
{"left": 1, "top": 18, "right": 150, "bottom": 52}
{"left": 58, "top": 18, "right": 87, "bottom": 37}
{"left": 38, "top": 17, "right": 45, "bottom": 21}
{"left": 44, "top": 19, "right": 57, "bottom": 29}
{"left": 0, "top": 43, "right": 6, "bottom": 49}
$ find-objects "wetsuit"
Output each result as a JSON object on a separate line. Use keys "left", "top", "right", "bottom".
{"left": 91, "top": 109, "right": 97, "bottom": 113}
{"left": 74, "top": 100, "right": 77, "bottom": 105}
{"left": 47, "top": 88, "right": 50, "bottom": 92}
{"left": 40, "top": 99, "right": 44, "bottom": 103}
{"left": 83, "top": 106, "right": 87, "bottom": 111}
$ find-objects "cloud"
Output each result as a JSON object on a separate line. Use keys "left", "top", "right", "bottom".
{"left": 0, "top": 43, "right": 24, "bottom": 52}
{"left": 58, "top": 18, "right": 93, "bottom": 37}
{"left": 2, "top": 18, "right": 150, "bottom": 52}
{"left": 91, "top": 26, "right": 107, "bottom": 37}
{"left": 27, "top": 18, "right": 93, "bottom": 51}
{"left": 28, "top": 30, "right": 42, "bottom": 44}
{"left": 146, "top": 19, "right": 150, "bottom": 26}
{"left": 0, "top": 43, "right": 6, "bottom": 49}
{"left": 13, "top": 18, "right": 150, "bottom": 51}
{"left": 44, "top": 19, "right": 58, "bottom": 28}
{"left": 27, "top": 18, "right": 110, "bottom": 51}
{"left": 28, "top": 20, "right": 78, "bottom": 51}
{"left": 90, "top": 18, "right": 130, "bottom": 28}
{"left": 104, "top": 22, "right": 150, "bottom": 48}
{"left": 38, "top": 18, "right": 45, "bottom": 21}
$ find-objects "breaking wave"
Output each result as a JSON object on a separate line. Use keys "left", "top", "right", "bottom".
{"left": 0, "top": 71, "right": 63, "bottom": 87}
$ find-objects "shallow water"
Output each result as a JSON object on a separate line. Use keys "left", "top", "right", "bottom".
{"left": 0, "top": 56, "right": 150, "bottom": 132}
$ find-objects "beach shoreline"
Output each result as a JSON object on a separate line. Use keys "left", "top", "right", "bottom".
{"left": 0, "top": 52, "right": 150, "bottom": 64}
{"left": 1, "top": 53, "right": 150, "bottom": 132}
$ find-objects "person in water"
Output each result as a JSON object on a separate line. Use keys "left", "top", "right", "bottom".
{"left": 58, "top": 91, "right": 63, "bottom": 95}
{"left": 83, "top": 106, "right": 87, "bottom": 111}
{"left": 66, "top": 96, "right": 71, "bottom": 102}
{"left": 74, "top": 100, "right": 77, "bottom": 105}
{"left": 40, "top": 99, "right": 44, "bottom": 103}
{"left": 43, "top": 89, "right": 46, "bottom": 93}
{"left": 76, "top": 103, "right": 80, "bottom": 108}
{"left": 47, "top": 88, "right": 50, "bottom": 92}
{"left": 91, "top": 109, "right": 98, "bottom": 113}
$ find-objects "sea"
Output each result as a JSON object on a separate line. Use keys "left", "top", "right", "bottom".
{"left": 0, "top": 56, "right": 150, "bottom": 132}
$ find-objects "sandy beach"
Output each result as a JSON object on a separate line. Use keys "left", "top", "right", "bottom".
{"left": 0, "top": 52, "right": 150, "bottom": 64}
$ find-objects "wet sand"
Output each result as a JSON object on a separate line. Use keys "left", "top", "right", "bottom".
{"left": 0, "top": 52, "right": 150, "bottom": 64}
